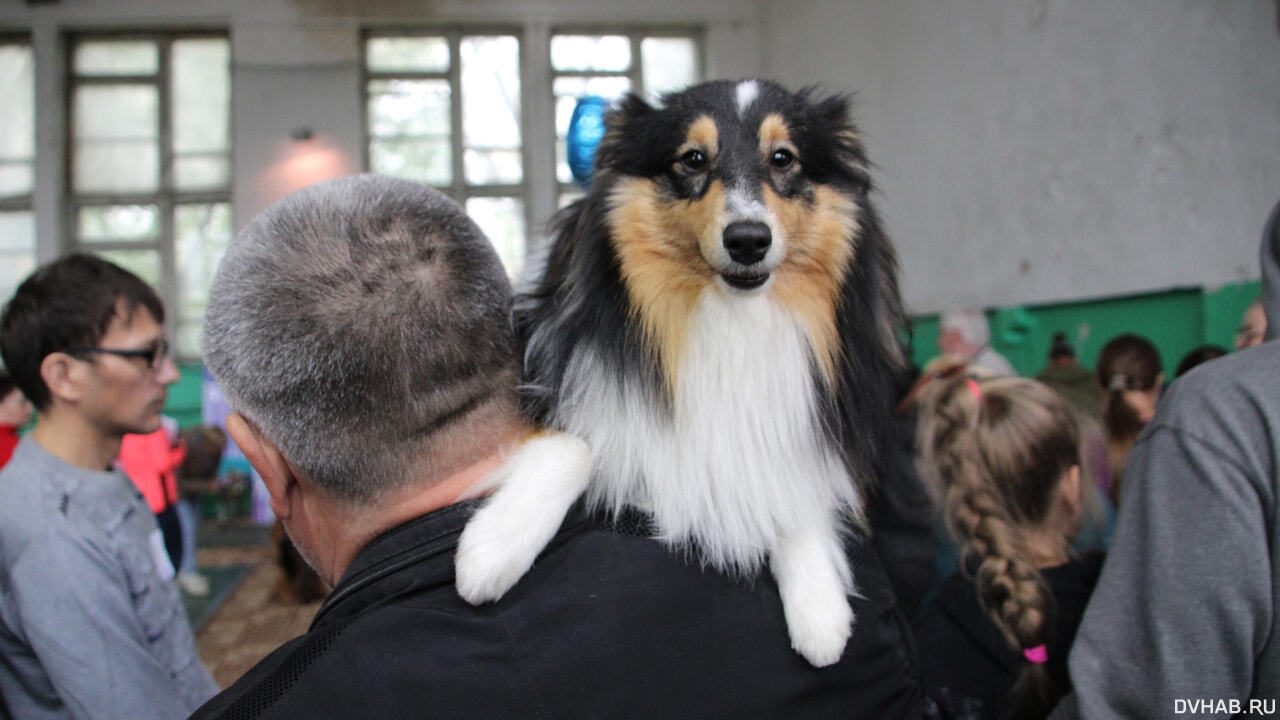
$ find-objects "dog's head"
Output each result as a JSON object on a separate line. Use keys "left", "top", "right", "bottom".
{"left": 585, "top": 80, "right": 900, "bottom": 385}
{"left": 523, "top": 80, "right": 904, "bottom": 472}
{"left": 598, "top": 79, "right": 871, "bottom": 296}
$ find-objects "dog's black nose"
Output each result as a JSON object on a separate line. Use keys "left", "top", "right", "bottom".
{"left": 723, "top": 221, "right": 772, "bottom": 265}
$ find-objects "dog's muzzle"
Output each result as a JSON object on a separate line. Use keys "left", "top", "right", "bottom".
{"left": 721, "top": 221, "right": 772, "bottom": 290}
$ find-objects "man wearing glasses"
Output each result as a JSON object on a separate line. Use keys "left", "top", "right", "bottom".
{"left": 0, "top": 253, "right": 217, "bottom": 719}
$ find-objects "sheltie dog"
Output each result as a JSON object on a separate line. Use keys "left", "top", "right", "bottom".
{"left": 454, "top": 79, "right": 904, "bottom": 667}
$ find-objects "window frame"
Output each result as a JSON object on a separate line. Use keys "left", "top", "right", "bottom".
{"left": 64, "top": 30, "right": 232, "bottom": 362}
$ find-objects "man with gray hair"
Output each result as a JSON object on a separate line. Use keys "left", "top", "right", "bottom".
{"left": 190, "top": 174, "right": 922, "bottom": 719}
{"left": 937, "top": 306, "right": 1017, "bottom": 376}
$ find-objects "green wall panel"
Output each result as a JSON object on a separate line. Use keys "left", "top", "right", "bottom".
{"left": 909, "top": 280, "right": 1262, "bottom": 379}
{"left": 163, "top": 364, "right": 205, "bottom": 428}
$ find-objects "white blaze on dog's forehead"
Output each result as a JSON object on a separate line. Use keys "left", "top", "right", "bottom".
{"left": 736, "top": 81, "right": 759, "bottom": 117}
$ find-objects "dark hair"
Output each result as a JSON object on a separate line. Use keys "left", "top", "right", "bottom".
{"left": 1175, "top": 344, "right": 1227, "bottom": 378}
{"left": 918, "top": 376, "right": 1081, "bottom": 720}
{"left": 0, "top": 253, "right": 164, "bottom": 411}
{"left": 1095, "top": 334, "right": 1162, "bottom": 440}
{"left": 1047, "top": 332, "right": 1075, "bottom": 361}
{"left": 0, "top": 369, "right": 15, "bottom": 402}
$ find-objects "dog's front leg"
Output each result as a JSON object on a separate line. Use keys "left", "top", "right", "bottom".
{"left": 770, "top": 522, "right": 856, "bottom": 667}
{"left": 455, "top": 431, "right": 593, "bottom": 604}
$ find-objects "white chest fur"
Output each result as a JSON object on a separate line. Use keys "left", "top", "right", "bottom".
{"left": 556, "top": 289, "right": 860, "bottom": 574}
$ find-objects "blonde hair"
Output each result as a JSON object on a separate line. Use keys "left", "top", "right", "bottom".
{"left": 918, "top": 376, "right": 1081, "bottom": 719}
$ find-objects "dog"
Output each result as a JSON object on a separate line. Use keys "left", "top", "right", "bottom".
{"left": 455, "top": 79, "right": 904, "bottom": 667}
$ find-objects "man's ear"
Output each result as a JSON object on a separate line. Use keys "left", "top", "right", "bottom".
{"left": 226, "top": 412, "right": 295, "bottom": 520}
{"left": 40, "top": 352, "right": 84, "bottom": 405}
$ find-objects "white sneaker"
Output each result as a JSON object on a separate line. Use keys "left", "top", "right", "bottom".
{"left": 177, "top": 571, "right": 211, "bottom": 597}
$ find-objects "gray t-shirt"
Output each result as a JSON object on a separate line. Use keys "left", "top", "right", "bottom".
{"left": 0, "top": 436, "right": 218, "bottom": 719}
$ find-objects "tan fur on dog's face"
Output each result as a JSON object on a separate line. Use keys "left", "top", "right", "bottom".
{"left": 605, "top": 106, "right": 861, "bottom": 392}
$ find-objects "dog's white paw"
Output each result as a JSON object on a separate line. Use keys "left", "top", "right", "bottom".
{"left": 455, "top": 504, "right": 539, "bottom": 604}
{"left": 782, "top": 586, "right": 854, "bottom": 668}
{"left": 455, "top": 432, "right": 593, "bottom": 605}
{"left": 771, "top": 528, "right": 856, "bottom": 667}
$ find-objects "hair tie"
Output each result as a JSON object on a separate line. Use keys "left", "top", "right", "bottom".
{"left": 1106, "top": 373, "right": 1128, "bottom": 393}
{"left": 965, "top": 378, "right": 982, "bottom": 401}
{"left": 1023, "top": 644, "right": 1049, "bottom": 664}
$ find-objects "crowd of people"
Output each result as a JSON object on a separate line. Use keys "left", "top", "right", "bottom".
{"left": 0, "top": 177, "right": 1274, "bottom": 719}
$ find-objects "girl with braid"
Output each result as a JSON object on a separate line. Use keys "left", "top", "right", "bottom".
{"left": 913, "top": 376, "right": 1104, "bottom": 720}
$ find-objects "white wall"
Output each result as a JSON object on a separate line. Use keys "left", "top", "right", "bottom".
{"left": 763, "top": 0, "right": 1280, "bottom": 313}
{"left": 1, "top": 0, "right": 763, "bottom": 254}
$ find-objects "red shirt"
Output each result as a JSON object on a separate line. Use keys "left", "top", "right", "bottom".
{"left": 118, "top": 428, "right": 186, "bottom": 514}
{"left": 0, "top": 425, "right": 18, "bottom": 469}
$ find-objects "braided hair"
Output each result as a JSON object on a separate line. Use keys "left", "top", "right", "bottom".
{"left": 918, "top": 376, "right": 1081, "bottom": 720}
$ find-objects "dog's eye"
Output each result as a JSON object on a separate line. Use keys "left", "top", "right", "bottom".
{"left": 679, "top": 149, "right": 708, "bottom": 172}
{"left": 770, "top": 148, "right": 796, "bottom": 170}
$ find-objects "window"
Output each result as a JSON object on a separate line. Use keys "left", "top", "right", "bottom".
{"left": 364, "top": 32, "right": 526, "bottom": 274}
{"left": 0, "top": 37, "right": 35, "bottom": 305}
{"left": 364, "top": 29, "right": 702, "bottom": 275}
{"left": 551, "top": 31, "right": 700, "bottom": 206}
{"left": 67, "top": 33, "right": 232, "bottom": 359}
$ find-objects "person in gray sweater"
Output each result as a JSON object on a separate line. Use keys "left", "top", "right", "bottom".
{"left": 1050, "top": 197, "right": 1280, "bottom": 719}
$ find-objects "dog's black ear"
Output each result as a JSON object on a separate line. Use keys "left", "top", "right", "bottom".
{"left": 597, "top": 93, "right": 663, "bottom": 176}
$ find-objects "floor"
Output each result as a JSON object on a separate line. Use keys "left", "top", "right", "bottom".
{"left": 189, "top": 521, "right": 324, "bottom": 688}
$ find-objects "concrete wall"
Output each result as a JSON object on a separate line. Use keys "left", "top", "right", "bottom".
{"left": 762, "top": 0, "right": 1280, "bottom": 313}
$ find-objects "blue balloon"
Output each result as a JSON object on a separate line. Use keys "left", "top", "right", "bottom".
{"left": 566, "top": 96, "right": 610, "bottom": 189}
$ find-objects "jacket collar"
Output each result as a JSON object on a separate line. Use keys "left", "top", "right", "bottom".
{"left": 311, "top": 498, "right": 485, "bottom": 629}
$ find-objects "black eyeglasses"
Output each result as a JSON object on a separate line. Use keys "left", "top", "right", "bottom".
{"left": 66, "top": 340, "right": 171, "bottom": 370}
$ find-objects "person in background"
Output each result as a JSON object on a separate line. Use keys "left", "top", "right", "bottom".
{"left": 938, "top": 307, "right": 1017, "bottom": 376}
{"left": 118, "top": 416, "right": 186, "bottom": 574}
{"left": 173, "top": 425, "right": 227, "bottom": 598}
{"left": 0, "top": 370, "right": 31, "bottom": 468}
{"left": 1093, "top": 334, "right": 1162, "bottom": 505}
{"left": 1035, "top": 332, "right": 1101, "bottom": 420}
{"left": 0, "top": 253, "right": 218, "bottom": 719}
{"left": 191, "top": 174, "right": 922, "bottom": 719}
{"left": 914, "top": 376, "right": 1100, "bottom": 720}
{"left": 1048, "top": 203, "right": 1280, "bottom": 719}
{"left": 1236, "top": 297, "right": 1267, "bottom": 350}
{"left": 1174, "top": 344, "right": 1228, "bottom": 379}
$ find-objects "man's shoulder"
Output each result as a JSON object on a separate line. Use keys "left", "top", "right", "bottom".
{"left": 195, "top": 511, "right": 921, "bottom": 719}
{"left": 1150, "top": 342, "right": 1280, "bottom": 442}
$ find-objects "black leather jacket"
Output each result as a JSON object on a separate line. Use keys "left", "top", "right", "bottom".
{"left": 191, "top": 500, "right": 922, "bottom": 720}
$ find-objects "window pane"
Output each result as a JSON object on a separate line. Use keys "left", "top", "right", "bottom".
{"left": 77, "top": 204, "right": 160, "bottom": 242}
{"left": 174, "top": 155, "right": 230, "bottom": 190}
{"left": 461, "top": 36, "right": 521, "bottom": 185}
{"left": 464, "top": 150, "right": 521, "bottom": 186}
{"left": 74, "top": 40, "right": 159, "bottom": 76}
{"left": 370, "top": 138, "right": 451, "bottom": 186}
{"left": 466, "top": 196, "right": 525, "bottom": 277}
{"left": 366, "top": 36, "right": 449, "bottom": 73}
{"left": 641, "top": 38, "right": 697, "bottom": 100}
{"left": 0, "top": 164, "right": 33, "bottom": 198}
{"left": 550, "top": 35, "right": 631, "bottom": 72}
{"left": 97, "top": 248, "right": 161, "bottom": 288}
{"left": 172, "top": 39, "right": 230, "bottom": 155}
{"left": 175, "top": 203, "right": 232, "bottom": 357}
{"left": 73, "top": 85, "right": 160, "bottom": 193}
{"left": 0, "top": 43, "right": 34, "bottom": 197}
{"left": 368, "top": 79, "right": 450, "bottom": 138}
{"left": 0, "top": 211, "right": 35, "bottom": 305}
